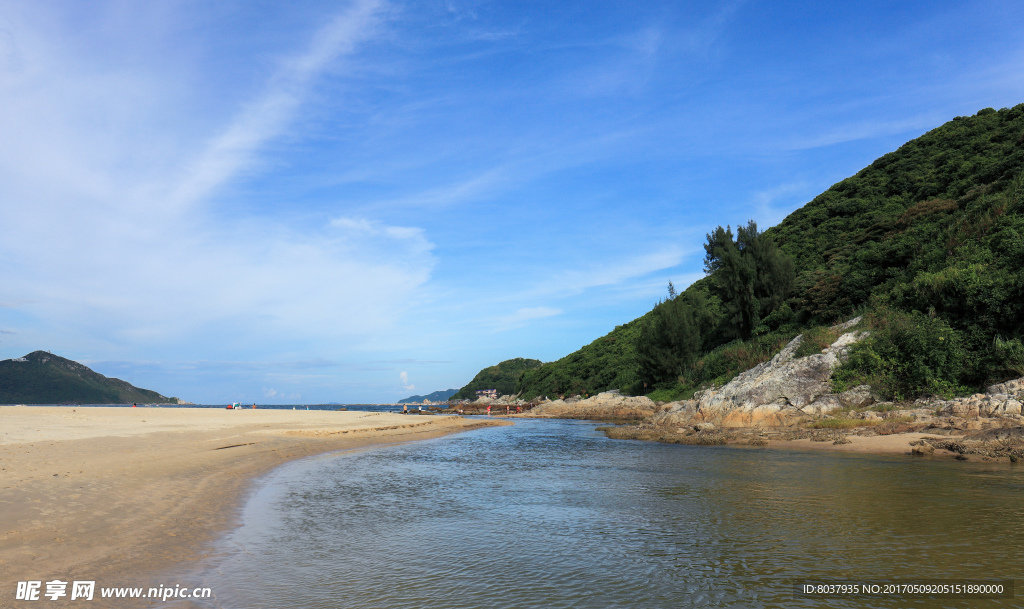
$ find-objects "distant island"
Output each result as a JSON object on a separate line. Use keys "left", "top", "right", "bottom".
{"left": 0, "top": 351, "right": 182, "bottom": 405}
{"left": 398, "top": 388, "right": 459, "bottom": 404}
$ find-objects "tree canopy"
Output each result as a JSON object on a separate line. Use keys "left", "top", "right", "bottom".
{"left": 704, "top": 221, "right": 795, "bottom": 341}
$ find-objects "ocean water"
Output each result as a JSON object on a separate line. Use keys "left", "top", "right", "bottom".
{"left": 179, "top": 419, "right": 1023, "bottom": 608}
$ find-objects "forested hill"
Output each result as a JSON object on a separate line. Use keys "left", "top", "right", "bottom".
{"left": 0, "top": 351, "right": 180, "bottom": 404}
{"left": 452, "top": 358, "right": 542, "bottom": 400}
{"left": 516, "top": 104, "right": 1024, "bottom": 401}
{"left": 398, "top": 388, "right": 458, "bottom": 404}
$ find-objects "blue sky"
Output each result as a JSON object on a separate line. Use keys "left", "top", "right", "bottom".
{"left": 1, "top": 0, "right": 1022, "bottom": 403}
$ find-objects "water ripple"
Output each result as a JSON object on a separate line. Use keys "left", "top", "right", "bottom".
{"left": 185, "top": 420, "right": 1024, "bottom": 609}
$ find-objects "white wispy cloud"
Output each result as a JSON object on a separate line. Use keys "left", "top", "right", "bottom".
{"left": 400, "top": 370, "right": 414, "bottom": 390}
{"left": 365, "top": 166, "right": 511, "bottom": 210}
{"left": 539, "top": 247, "right": 688, "bottom": 297}
{"left": 749, "top": 181, "right": 813, "bottom": 227}
{"left": 263, "top": 387, "right": 302, "bottom": 402}
{"left": 0, "top": 0, "right": 427, "bottom": 358}
{"left": 780, "top": 114, "right": 945, "bottom": 151}
{"left": 329, "top": 216, "right": 434, "bottom": 258}
{"left": 171, "top": 0, "right": 385, "bottom": 208}
{"left": 495, "top": 306, "right": 562, "bottom": 331}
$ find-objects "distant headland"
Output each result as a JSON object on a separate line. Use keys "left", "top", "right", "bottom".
{"left": 0, "top": 351, "right": 182, "bottom": 405}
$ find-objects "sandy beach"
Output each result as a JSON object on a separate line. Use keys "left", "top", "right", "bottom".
{"left": 0, "top": 406, "right": 500, "bottom": 591}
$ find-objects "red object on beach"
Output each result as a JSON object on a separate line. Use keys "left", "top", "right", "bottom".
{"left": 132, "top": 403, "right": 136, "bottom": 408}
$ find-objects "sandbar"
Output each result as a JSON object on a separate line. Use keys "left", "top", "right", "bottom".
{"left": 0, "top": 406, "right": 501, "bottom": 591}
{"left": 760, "top": 432, "right": 953, "bottom": 455}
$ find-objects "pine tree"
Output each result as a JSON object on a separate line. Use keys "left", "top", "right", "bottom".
{"left": 636, "top": 294, "right": 702, "bottom": 387}
{"left": 704, "top": 220, "right": 794, "bottom": 340}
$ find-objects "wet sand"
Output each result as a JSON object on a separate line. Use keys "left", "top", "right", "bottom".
{"left": 763, "top": 432, "right": 953, "bottom": 455}
{"left": 0, "top": 406, "right": 501, "bottom": 590}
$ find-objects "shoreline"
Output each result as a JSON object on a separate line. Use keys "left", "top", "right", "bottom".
{"left": 504, "top": 412, "right": 960, "bottom": 456}
{"left": 735, "top": 431, "right": 957, "bottom": 456}
{"left": 589, "top": 420, "right": 1023, "bottom": 461}
{"left": 0, "top": 406, "right": 504, "bottom": 591}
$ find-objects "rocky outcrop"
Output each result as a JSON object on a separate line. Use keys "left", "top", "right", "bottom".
{"left": 528, "top": 392, "right": 658, "bottom": 420}
{"left": 651, "top": 318, "right": 869, "bottom": 428}
{"left": 937, "top": 381, "right": 1024, "bottom": 419}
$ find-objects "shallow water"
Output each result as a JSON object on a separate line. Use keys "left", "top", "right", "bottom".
{"left": 185, "top": 419, "right": 1023, "bottom": 608}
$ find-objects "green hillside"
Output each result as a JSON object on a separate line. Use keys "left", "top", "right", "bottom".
{"left": 0, "top": 351, "right": 180, "bottom": 404}
{"left": 452, "top": 358, "right": 543, "bottom": 400}
{"left": 398, "top": 388, "right": 458, "bottom": 404}
{"left": 515, "top": 104, "right": 1024, "bottom": 401}
{"left": 516, "top": 321, "right": 643, "bottom": 400}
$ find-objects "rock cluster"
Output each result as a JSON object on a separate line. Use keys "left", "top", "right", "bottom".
{"left": 529, "top": 392, "right": 658, "bottom": 420}
{"left": 938, "top": 379, "right": 1024, "bottom": 419}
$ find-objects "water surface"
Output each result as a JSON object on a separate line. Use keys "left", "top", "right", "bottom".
{"left": 188, "top": 419, "right": 1023, "bottom": 608}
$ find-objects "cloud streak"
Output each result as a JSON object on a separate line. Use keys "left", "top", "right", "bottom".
{"left": 0, "top": 0, "right": 428, "bottom": 359}
{"left": 171, "top": 0, "right": 385, "bottom": 208}
{"left": 495, "top": 306, "right": 562, "bottom": 331}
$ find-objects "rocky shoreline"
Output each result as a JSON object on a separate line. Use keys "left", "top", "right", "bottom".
{"left": 451, "top": 317, "right": 1024, "bottom": 461}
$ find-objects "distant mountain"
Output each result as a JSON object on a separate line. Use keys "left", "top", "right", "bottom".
{"left": 452, "top": 358, "right": 543, "bottom": 401}
{"left": 398, "top": 388, "right": 458, "bottom": 404}
{"left": 0, "top": 351, "right": 180, "bottom": 405}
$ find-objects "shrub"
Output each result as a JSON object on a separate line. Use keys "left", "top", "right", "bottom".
{"left": 793, "top": 325, "right": 842, "bottom": 358}
{"left": 833, "top": 307, "right": 969, "bottom": 400}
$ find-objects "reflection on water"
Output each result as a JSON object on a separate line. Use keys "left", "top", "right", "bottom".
{"left": 187, "top": 419, "right": 1024, "bottom": 608}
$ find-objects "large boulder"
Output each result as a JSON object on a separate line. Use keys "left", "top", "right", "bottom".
{"left": 838, "top": 385, "right": 876, "bottom": 409}
{"left": 652, "top": 318, "right": 867, "bottom": 428}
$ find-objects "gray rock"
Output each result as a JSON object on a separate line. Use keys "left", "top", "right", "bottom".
{"left": 986, "top": 378, "right": 1024, "bottom": 396}
{"left": 838, "top": 385, "right": 875, "bottom": 409}
{"left": 911, "top": 443, "right": 935, "bottom": 456}
{"left": 801, "top": 394, "right": 842, "bottom": 416}
{"left": 950, "top": 401, "right": 980, "bottom": 419}
{"left": 1004, "top": 399, "right": 1023, "bottom": 415}
{"left": 650, "top": 319, "right": 868, "bottom": 428}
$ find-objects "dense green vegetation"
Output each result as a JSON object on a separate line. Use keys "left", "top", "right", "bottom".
{"left": 0, "top": 351, "right": 179, "bottom": 404}
{"left": 516, "top": 323, "right": 642, "bottom": 400}
{"left": 398, "top": 388, "right": 458, "bottom": 404}
{"left": 512, "top": 104, "right": 1024, "bottom": 402}
{"left": 831, "top": 308, "right": 967, "bottom": 400}
{"left": 452, "top": 358, "right": 542, "bottom": 400}
{"left": 703, "top": 221, "right": 795, "bottom": 341}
